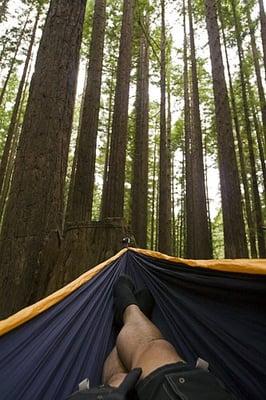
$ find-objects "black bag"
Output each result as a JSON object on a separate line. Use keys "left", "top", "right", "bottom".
{"left": 158, "top": 369, "right": 236, "bottom": 400}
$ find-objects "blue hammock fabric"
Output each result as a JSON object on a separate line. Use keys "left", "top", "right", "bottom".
{"left": 0, "top": 250, "right": 266, "bottom": 400}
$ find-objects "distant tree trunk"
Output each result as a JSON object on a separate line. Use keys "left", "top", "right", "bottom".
{"left": 64, "top": 61, "right": 89, "bottom": 223}
{"left": 258, "top": 0, "right": 266, "bottom": 80}
{"left": 188, "top": 0, "right": 212, "bottom": 259}
{"left": 179, "top": 146, "right": 186, "bottom": 257}
{"left": 158, "top": 0, "right": 172, "bottom": 254}
{"left": 204, "top": 0, "right": 248, "bottom": 258}
{"left": 249, "top": 87, "right": 266, "bottom": 202}
{"left": 155, "top": 181, "right": 159, "bottom": 250}
{"left": 245, "top": 1, "right": 266, "bottom": 145}
{"left": 204, "top": 136, "right": 213, "bottom": 258}
{"left": 0, "top": 0, "right": 87, "bottom": 319}
{"left": 100, "top": 68, "right": 115, "bottom": 218}
{"left": 150, "top": 141, "right": 157, "bottom": 251}
{"left": 219, "top": 4, "right": 257, "bottom": 257}
{"left": 66, "top": 0, "right": 106, "bottom": 224}
{"left": 131, "top": 23, "right": 149, "bottom": 248}
{"left": 0, "top": 13, "right": 29, "bottom": 107}
{"left": 0, "top": 10, "right": 40, "bottom": 203}
{"left": 101, "top": 0, "right": 135, "bottom": 218}
{"left": 0, "top": 73, "right": 30, "bottom": 221}
{"left": 167, "top": 63, "right": 176, "bottom": 254}
{"left": 231, "top": 0, "right": 266, "bottom": 257}
{"left": 171, "top": 159, "right": 177, "bottom": 255}
{"left": 183, "top": 0, "right": 193, "bottom": 258}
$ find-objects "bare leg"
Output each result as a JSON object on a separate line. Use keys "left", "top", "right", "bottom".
{"left": 116, "top": 305, "right": 184, "bottom": 379}
{"left": 102, "top": 347, "right": 128, "bottom": 387}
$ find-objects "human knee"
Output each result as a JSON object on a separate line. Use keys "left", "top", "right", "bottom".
{"left": 105, "top": 372, "right": 128, "bottom": 388}
{"left": 136, "top": 338, "right": 177, "bottom": 359}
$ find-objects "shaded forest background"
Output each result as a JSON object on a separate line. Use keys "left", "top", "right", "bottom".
{"left": 0, "top": 0, "right": 265, "bottom": 318}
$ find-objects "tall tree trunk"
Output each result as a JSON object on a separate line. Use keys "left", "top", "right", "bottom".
{"left": 158, "top": 0, "right": 172, "bottom": 254}
{"left": 64, "top": 61, "right": 89, "bottom": 224}
{"left": 249, "top": 86, "right": 266, "bottom": 203}
{"left": 66, "top": 0, "right": 106, "bottom": 224}
{"left": 258, "top": 0, "right": 266, "bottom": 80}
{"left": 231, "top": 0, "right": 266, "bottom": 257}
{"left": 0, "top": 71, "right": 30, "bottom": 221}
{"left": 183, "top": 0, "right": 193, "bottom": 258}
{"left": 101, "top": 0, "right": 135, "bottom": 218}
{"left": 204, "top": 0, "right": 248, "bottom": 258}
{"left": 245, "top": 1, "right": 266, "bottom": 145}
{"left": 171, "top": 159, "right": 177, "bottom": 255}
{"left": 100, "top": 68, "right": 115, "bottom": 218}
{"left": 0, "top": 10, "right": 40, "bottom": 202}
{"left": 0, "top": 0, "right": 87, "bottom": 319}
{"left": 179, "top": 146, "right": 186, "bottom": 257}
{"left": 0, "top": 13, "right": 29, "bottom": 107}
{"left": 131, "top": 22, "right": 149, "bottom": 248}
{"left": 188, "top": 0, "right": 212, "bottom": 259}
{"left": 204, "top": 135, "right": 213, "bottom": 258}
{"left": 219, "top": 3, "right": 257, "bottom": 257}
{"left": 150, "top": 141, "right": 157, "bottom": 251}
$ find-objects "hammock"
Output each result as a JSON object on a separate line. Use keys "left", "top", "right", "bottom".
{"left": 0, "top": 248, "right": 266, "bottom": 400}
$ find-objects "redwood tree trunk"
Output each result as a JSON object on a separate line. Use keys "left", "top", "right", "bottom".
{"left": 158, "top": 0, "right": 172, "bottom": 254}
{"left": 204, "top": 0, "right": 248, "bottom": 258}
{"left": 100, "top": 68, "right": 115, "bottom": 218}
{"left": 183, "top": 0, "right": 193, "bottom": 258}
{"left": 249, "top": 87, "right": 266, "bottom": 203}
{"left": 101, "top": 0, "right": 135, "bottom": 218}
{"left": 219, "top": 4, "right": 257, "bottom": 257}
{"left": 188, "top": 0, "right": 212, "bottom": 259}
{"left": 231, "top": 0, "right": 266, "bottom": 257}
{"left": 0, "top": 0, "right": 87, "bottom": 318}
{"left": 150, "top": 141, "right": 157, "bottom": 250}
{"left": 131, "top": 24, "right": 149, "bottom": 248}
{"left": 66, "top": 0, "right": 106, "bottom": 224}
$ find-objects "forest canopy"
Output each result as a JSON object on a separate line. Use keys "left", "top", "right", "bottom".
{"left": 0, "top": 0, "right": 265, "bottom": 318}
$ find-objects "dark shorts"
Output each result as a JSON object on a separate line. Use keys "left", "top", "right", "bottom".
{"left": 136, "top": 362, "right": 235, "bottom": 400}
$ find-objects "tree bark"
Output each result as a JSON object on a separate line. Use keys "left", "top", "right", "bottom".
{"left": 183, "top": 0, "right": 193, "bottom": 258}
{"left": 100, "top": 68, "right": 115, "bottom": 218}
{"left": 66, "top": 0, "right": 106, "bottom": 224}
{"left": 158, "top": 0, "right": 172, "bottom": 254}
{"left": 204, "top": 0, "right": 248, "bottom": 258}
{"left": 101, "top": 0, "right": 135, "bottom": 218}
{"left": 0, "top": 0, "right": 87, "bottom": 319}
{"left": 64, "top": 61, "right": 89, "bottom": 224}
{"left": 150, "top": 141, "right": 157, "bottom": 251}
{"left": 219, "top": 3, "right": 257, "bottom": 258}
{"left": 231, "top": 0, "right": 266, "bottom": 257}
{"left": 131, "top": 22, "right": 149, "bottom": 248}
{"left": 188, "top": 0, "right": 212, "bottom": 259}
{"left": 249, "top": 86, "right": 266, "bottom": 204}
